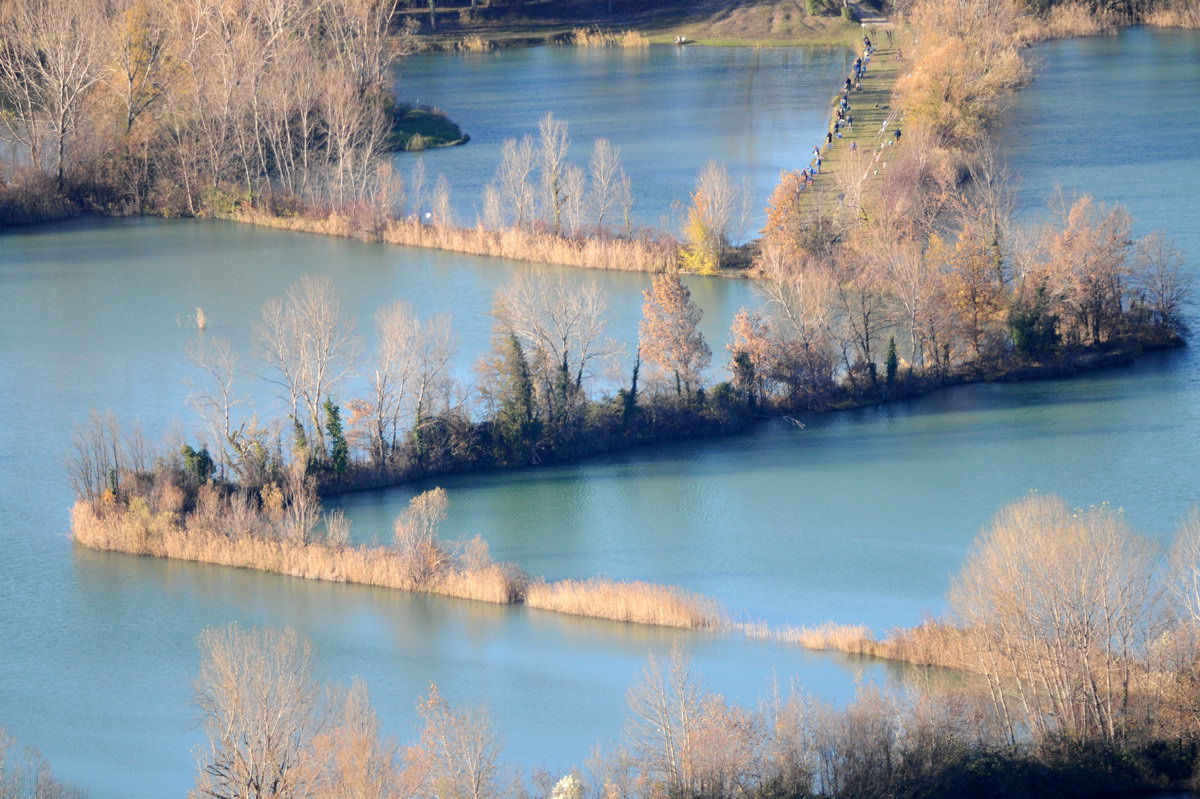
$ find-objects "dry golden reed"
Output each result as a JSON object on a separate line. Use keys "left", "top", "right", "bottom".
{"left": 1145, "top": 0, "right": 1200, "bottom": 27}
{"left": 73, "top": 502, "right": 717, "bottom": 631}
{"left": 457, "top": 34, "right": 491, "bottom": 52}
{"left": 1017, "top": 3, "right": 1120, "bottom": 41}
{"left": 569, "top": 28, "right": 650, "bottom": 47}
{"left": 381, "top": 220, "right": 675, "bottom": 273}
{"left": 234, "top": 210, "right": 675, "bottom": 273}
{"left": 524, "top": 578, "right": 723, "bottom": 630}
{"left": 71, "top": 501, "right": 525, "bottom": 604}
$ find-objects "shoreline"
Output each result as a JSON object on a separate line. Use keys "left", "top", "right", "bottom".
{"left": 311, "top": 335, "right": 1182, "bottom": 499}
{"left": 48, "top": 3, "right": 1200, "bottom": 669}
{"left": 69, "top": 332, "right": 1185, "bottom": 672}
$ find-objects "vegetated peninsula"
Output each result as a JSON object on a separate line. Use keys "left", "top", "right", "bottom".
{"left": 64, "top": 0, "right": 1194, "bottom": 598}
{"left": 23, "top": 0, "right": 1200, "bottom": 795}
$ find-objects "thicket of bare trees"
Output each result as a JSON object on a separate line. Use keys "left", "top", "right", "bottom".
{"left": 0, "top": 728, "right": 85, "bottom": 799}
{"left": 746, "top": 148, "right": 1188, "bottom": 412}
{"left": 185, "top": 569, "right": 1200, "bottom": 799}
{"left": 86, "top": 268, "right": 737, "bottom": 508}
{"left": 487, "top": 113, "right": 636, "bottom": 242}
{"left": 742, "top": 0, "right": 1190, "bottom": 413}
{"left": 950, "top": 495, "right": 1162, "bottom": 745}
{"left": 0, "top": 0, "right": 412, "bottom": 220}
{"left": 191, "top": 623, "right": 504, "bottom": 799}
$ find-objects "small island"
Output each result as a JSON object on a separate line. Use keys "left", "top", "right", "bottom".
{"left": 388, "top": 103, "right": 471, "bottom": 151}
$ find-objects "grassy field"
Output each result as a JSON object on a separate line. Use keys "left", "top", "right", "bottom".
{"left": 408, "top": 0, "right": 869, "bottom": 50}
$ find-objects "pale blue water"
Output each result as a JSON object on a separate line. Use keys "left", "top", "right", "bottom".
{"left": 0, "top": 30, "right": 1198, "bottom": 797}
{"left": 391, "top": 45, "right": 852, "bottom": 236}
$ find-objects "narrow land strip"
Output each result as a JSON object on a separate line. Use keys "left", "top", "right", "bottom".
{"left": 798, "top": 26, "right": 908, "bottom": 218}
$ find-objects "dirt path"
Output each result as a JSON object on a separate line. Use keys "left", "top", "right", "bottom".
{"left": 797, "top": 17, "right": 907, "bottom": 220}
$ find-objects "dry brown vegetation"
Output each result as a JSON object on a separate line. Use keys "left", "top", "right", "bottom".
{"left": 1016, "top": 2, "right": 1123, "bottom": 40}
{"left": 525, "top": 579, "right": 722, "bottom": 630}
{"left": 191, "top": 623, "right": 505, "bottom": 799}
{"left": 0, "top": 0, "right": 416, "bottom": 223}
{"left": 568, "top": 28, "right": 649, "bottom": 47}
{"left": 1146, "top": 0, "right": 1200, "bottom": 26}
{"left": 236, "top": 210, "right": 677, "bottom": 272}
{"left": 745, "top": 0, "right": 1192, "bottom": 414}
{"left": 70, "top": 495, "right": 527, "bottom": 605}
{"left": 72, "top": 491, "right": 1200, "bottom": 796}
{"left": 188, "top": 619, "right": 1200, "bottom": 799}
{"left": 0, "top": 728, "right": 85, "bottom": 799}
{"left": 70, "top": 478, "right": 724, "bottom": 632}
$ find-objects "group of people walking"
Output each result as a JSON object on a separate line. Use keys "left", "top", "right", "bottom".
{"left": 797, "top": 31, "right": 902, "bottom": 192}
{"left": 800, "top": 35, "right": 875, "bottom": 186}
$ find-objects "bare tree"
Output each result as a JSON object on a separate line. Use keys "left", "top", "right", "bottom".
{"left": 365, "top": 303, "right": 419, "bottom": 467}
{"left": 950, "top": 494, "right": 1162, "bottom": 744}
{"left": 409, "top": 684, "right": 503, "bottom": 799}
{"left": 432, "top": 174, "right": 453, "bottom": 228}
{"left": 310, "top": 680, "right": 402, "bottom": 799}
{"left": 481, "top": 183, "right": 504, "bottom": 230}
{"left": 1170, "top": 507, "right": 1200, "bottom": 626}
{"left": 393, "top": 487, "right": 451, "bottom": 587}
{"left": 588, "top": 138, "right": 622, "bottom": 232}
{"left": 754, "top": 244, "right": 838, "bottom": 402}
{"left": 538, "top": 112, "right": 570, "bottom": 233}
{"left": 495, "top": 135, "right": 536, "bottom": 228}
{"left": 625, "top": 646, "right": 703, "bottom": 793}
{"left": 192, "top": 625, "right": 325, "bottom": 799}
{"left": 0, "top": 0, "right": 109, "bottom": 185}
{"left": 66, "top": 411, "right": 127, "bottom": 508}
{"left": 281, "top": 459, "right": 321, "bottom": 544}
{"left": 188, "top": 337, "right": 244, "bottom": 477}
{"left": 492, "top": 271, "right": 613, "bottom": 406}
{"left": 680, "top": 161, "right": 740, "bottom": 273}
{"left": 831, "top": 253, "right": 890, "bottom": 388}
{"left": 1132, "top": 230, "right": 1193, "bottom": 339}
{"left": 255, "top": 275, "right": 359, "bottom": 458}
{"left": 0, "top": 728, "right": 86, "bottom": 799}
{"left": 1040, "top": 196, "right": 1133, "bottom": 347}
{"left": 561, "top": 163, "right": 587, "bottom": 236}
{"left": 317, "top": 0, "right": 409, "bottom": 95}
{"left": 881, "top": 240, "right": 943, "bottom": 372}
{"left": 625, "top": 645, "right": 762, "bottom": 798}
{"left": 110, "top": 0, "right": 176, "bottom": 137}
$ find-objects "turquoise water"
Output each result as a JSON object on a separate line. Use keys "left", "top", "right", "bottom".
{"left": 0, "top": 29, "right": 1198, "bottom": 797}
{"left": 0, "top": 219, "right": 875, "bottom": 799}
{"left": 391, "top": 45, "right": 852, "bottom": 235}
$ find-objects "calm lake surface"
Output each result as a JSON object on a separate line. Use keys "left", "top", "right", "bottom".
{"left": 391, "top": 45, "right": 852, "bottom": 236}
{"left": 0, "top": 28, "right": 1198, "bottom": 798}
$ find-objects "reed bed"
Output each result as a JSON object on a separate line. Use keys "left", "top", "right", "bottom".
{"left": 569, "top": 28, "right": 650, "bottom": 48}
{"left": 457, "top": 34, "right": 491, "bottom": 52}
{"left": 71, "top": 501, "right": 526, "bottom": 604}
{"left": 1017, "top": 3, "right": 1121, "bottom": 41}
{"left": 757, "top": 621, "right": 884, "bottom": 656}
{"left": 382, "top": 220, "right": 676, "bottom": 272}
{"left": 232, "top": 211, "right": 676, "bottom": 273}
{"left": 1145, "top": 0, "right": 1200, "bottom": 28}
{"left": 524, "top": 577, "right": 724, "bottom": 630}
{"left": 73, "top": 498, "right": 990, "bottom": 666}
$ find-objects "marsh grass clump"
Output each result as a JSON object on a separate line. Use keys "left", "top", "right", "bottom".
{"left": 569, "top": 28, "right": 649, "bottom": 47}
{"left": 524, "top": 578, "right": 723, "bottom": 630}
